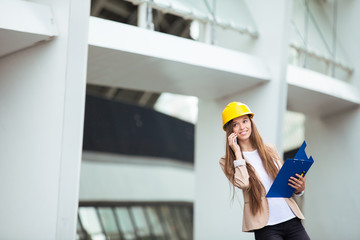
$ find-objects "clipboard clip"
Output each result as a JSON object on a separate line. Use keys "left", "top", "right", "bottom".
{"left": 298, "top": 170, "right": 306, "bottom": 180}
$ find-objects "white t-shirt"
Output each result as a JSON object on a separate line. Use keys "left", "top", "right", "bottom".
{"left": 243, "top": 149, "right": 295, "bottom": 226}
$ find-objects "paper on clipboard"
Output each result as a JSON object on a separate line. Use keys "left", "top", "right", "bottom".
{"left": 266, "top": 141, "right": 314, "bottom": 198}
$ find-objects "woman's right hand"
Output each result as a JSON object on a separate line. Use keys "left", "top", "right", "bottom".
{"left": 228, "top": 133, "right": 241, "bottom": 157}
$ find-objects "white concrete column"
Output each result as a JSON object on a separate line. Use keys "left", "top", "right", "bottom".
{"left": 0, "top": 0, "right": 90, "bottom": 239}
{"left": 304, "top": 110, "right": 360, "bottom": 239}
{"left": 242, "top": 0, "right": 293, "bottom": 150}
{"left": 194, "top": 1, "right": 292, "bottom": 239}
{"left": 303, "top": 1, "right": 360, "bottom": 239}
{"left": 194, "top": 99, "right": 251, "bottom": 240}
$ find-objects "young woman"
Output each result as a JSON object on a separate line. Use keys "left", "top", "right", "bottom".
{"left": 219, "top": 102, "right": 310, "bottom": 240}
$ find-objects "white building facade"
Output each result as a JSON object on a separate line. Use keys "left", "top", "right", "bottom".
{"left": 1, "top": 0, "right": 360, "bottom": 239}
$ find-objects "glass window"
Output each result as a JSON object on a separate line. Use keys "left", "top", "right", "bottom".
{"left": 98, "top": 207, "right": 121, "bottom": 240}
{"left": 158, "top": 206, "right": 178, "bottom": 240}
{"left": 289, "top": 0, "right": 352, "bottom": 81}
{"left": 145, "top": 206, "right": 166, "bottom": 240}
{"left": 78, "top": 207, "right": 106, "bottom": 240}
{"left": 181, "top": 205, "right": 193, "bottom": 239}
{"left": 78, "top": 202, "right": 193, "bottom": 240}
{"left": 129, "top": 206, "right": 151, "bottom": 239}
{"left": 172, "top": 206, "right": 189, "bottom": 240}
{"left": 183, "top": 205, "right": 193, "bottom": 225}
{"left": 115, "top": 207, "right": 136, "bottom": 240}
{"left": 76, "top": 216, "right": 87, "bottom": 240}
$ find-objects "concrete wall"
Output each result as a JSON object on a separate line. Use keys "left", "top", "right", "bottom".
{"left": 80, "top": 152, "right": 194, "bottom": 202}
{"left": 0, "top": 0, "right": 90, "bottom": 239}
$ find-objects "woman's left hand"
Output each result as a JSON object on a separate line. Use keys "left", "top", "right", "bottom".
{"left": 288, "top": 174, "right": 306, "bottom": 194}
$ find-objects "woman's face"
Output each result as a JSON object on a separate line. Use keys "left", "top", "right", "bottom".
{"left": 232, "top": 115, "right": 252, "bottom": 142}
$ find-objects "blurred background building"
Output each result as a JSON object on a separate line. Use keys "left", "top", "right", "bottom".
{"left": 1, "top": 0, "right": 360, "bottom": 239}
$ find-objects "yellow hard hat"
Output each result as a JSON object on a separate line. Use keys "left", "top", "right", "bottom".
{"left": 222, "top": 102, "right": 254, "bottom": 130}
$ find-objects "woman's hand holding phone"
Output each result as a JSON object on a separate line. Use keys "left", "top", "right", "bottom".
{"left": 228, "top": 132, "right": 242, "bottom": 159}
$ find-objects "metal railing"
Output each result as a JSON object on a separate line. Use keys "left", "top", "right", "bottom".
{"left": 124, "top": 0, "right": 259, "bottom": 37}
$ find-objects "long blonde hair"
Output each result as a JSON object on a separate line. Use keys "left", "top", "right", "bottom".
{"left": 223, "top": 116, "right": 279, "bottom": 215}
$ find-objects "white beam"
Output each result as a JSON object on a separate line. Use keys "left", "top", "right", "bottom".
{"left": 287, "top": 65, "right": 360, "bottom": 117}
{"left": 87, "top": 17, "right": 270, "bottom": 100}
{"left": 0, "top": 0, "right": 57, "bottom": 58}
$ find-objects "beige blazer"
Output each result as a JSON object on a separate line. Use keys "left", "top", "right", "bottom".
{"left": 219, "top": 145, "right": 304, "bottom": 232}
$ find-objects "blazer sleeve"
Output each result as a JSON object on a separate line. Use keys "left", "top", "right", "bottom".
{"left": 219, "top": 157, "right": 250, "bottom": 190}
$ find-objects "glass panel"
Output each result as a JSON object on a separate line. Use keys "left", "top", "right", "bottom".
{"left": 78, "top": 207, "right": 106, "bottom": 240}
{"left": 308, "top": 0, "right": 333, "bottom": 56}
{"left": 76, "top": 216, "right": 88, "bottom": 240}
{"left": 171, "top": 206, "right": 188, "bottom": 240}
{"left": 174, "top": 206, "right": 193, "bottom": 239}
{"left": 76, "top": 217, "right": 83, "bottom": 233}
{"left": 290, "top": 0, "right": 352, "bottom": 81}
{"left": 185, "top": 206, "right": 193, "bottom": 238}
{"left": 334, "top": 66, "right": 350, "bottom": 82}
{"left": 79, "top": 203, "right": 194, "bottom": 240}
{"left": 184, "top": 205, "right": 194, "bottom": 239}
{"left": 98, "top": 207, "right": 121, "bottom": 240}
{"left": 291, "top": 0, "right": 331, "bottom": 55}
{"left": 129, "top": 206, "right": 151, "bottom": 239}
{"left": 115, "top": 207, "right": 136, "bottom": 240}
{"left": 158, "top": 206, "right": 178, "bottom": 240}
{"left": 145, "top": 206, "right": 166, "bottom": 240}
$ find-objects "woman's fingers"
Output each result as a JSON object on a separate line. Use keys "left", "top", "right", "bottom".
{"left": 228, "top": 133, "right": 240, "bottom": 153}
{"left": 228, "top": 133, "right": 237, "bottom": 145}
{"left": 288, "top": 175, "right": 305, "bottom": 192}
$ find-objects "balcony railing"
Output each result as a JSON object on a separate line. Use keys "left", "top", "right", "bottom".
{"left": 90, "top": 0, "right": 258, "bottom": 44}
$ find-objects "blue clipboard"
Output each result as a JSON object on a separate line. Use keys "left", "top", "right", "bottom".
{"left": 266, "top": 141, "right": 314, "bottom": 198}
